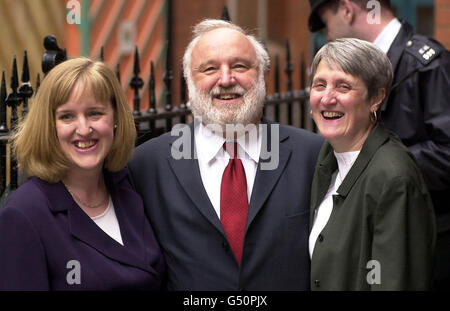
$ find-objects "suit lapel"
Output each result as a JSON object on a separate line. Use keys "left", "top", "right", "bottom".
{"left": 71, "top": 189, "right": 157, "bottom": 275}
{"left": 107, "top": 180, "right": 160, "bottom": 275}
{"left": 167, "top": 156, "right": 225, "bottom": 234}
{"left": 309, "top": 143, "right": 337, "bottom": 228}
{"left": 247, "top": 121, "right": 291, "bottom": 229}
{"left": 67, "top": 198, "right": 128, "bottom": 261}
{"left": 167, "top": 123, "right": 225, "bottom": 235}
{"left": 336, "top": 126, "right": 389, "bottom": 198}
{"left": 312, "top": 145, "right": 337, "bottom": 208}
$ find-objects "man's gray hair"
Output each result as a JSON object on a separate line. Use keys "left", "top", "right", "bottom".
{"left": 182, "top": 19, "right": 270, "bottom": 82}
{"left": 310, "top": 38, "right": 393, "bottom": 101}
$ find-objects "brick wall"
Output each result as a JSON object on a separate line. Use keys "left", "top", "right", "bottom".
{"left": 171, "top": 0, "right": 226, "bottom": 108}
{"left": 435, "top": 0, "right": 450, "bottom": 49}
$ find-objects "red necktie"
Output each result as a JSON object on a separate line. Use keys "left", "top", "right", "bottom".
{"left": 220, "top": 142, "right": 249, "bottom": 265}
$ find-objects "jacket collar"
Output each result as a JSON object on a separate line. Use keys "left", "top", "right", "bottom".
{"left": 314, "top": 125, "right": 390, "bottom": 207}
{"left": 379, "top": 20, "right": 414, "bottom": 113}
{"left": 336, "top": 125, "right": 389, "bottom": 197}
{"left": 387, "top": 19, "right": 414, "bottom": 74}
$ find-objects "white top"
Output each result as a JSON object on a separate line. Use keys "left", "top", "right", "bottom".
{"left": 373, "top": 18, "right": 402, "bottom": 53}
{"left": 91, "top": 197, "right": 124, "bottom": 245}
{"left": 309, "top": 150, "right": 360, "bottom": 258}
{"left": 194, "top": 122, "right": 262, "bottom": 217}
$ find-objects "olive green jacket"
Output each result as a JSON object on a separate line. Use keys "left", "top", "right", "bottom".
{"left": 310, "top": 125, "right": 436, "bottom": 291}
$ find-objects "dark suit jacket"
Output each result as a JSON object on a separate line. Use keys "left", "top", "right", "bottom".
{"left": 128, "top": 120, "right": 323, "bottom": 290}
{"left": 0, "top": 169, "right": 165, "bottom": 290}
{"left": 310, "top": 126, "right": 436, "bottom": 290}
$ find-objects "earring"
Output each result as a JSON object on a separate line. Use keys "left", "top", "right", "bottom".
{"left": 114, "top": 124, "right": 117, "bottom": 129}
{"left": 370, "top": 111, "right": 378, "bottom": 123}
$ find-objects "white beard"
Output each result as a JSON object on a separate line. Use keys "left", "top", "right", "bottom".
{"left": 189, "top": 75, "right": 266, "bottom": 129}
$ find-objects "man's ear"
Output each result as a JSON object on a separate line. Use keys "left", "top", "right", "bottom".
{"left": 339, "top": 0, "right": 356, "bottom": 25}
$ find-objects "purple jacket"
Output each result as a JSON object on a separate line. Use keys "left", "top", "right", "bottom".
{"left": 0, "top": 169, "right": 164, "bottom": 290}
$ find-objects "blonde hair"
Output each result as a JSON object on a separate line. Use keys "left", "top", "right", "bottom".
{"left": 13, "top": 57, "right": 136, "bottom": 183}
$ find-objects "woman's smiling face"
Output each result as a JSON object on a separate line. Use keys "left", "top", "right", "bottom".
{"left": 310, "top": 60, "right": 377, "bottom": 152}
{"left": 55, "top": 81, "right": 115, "bottom": 175}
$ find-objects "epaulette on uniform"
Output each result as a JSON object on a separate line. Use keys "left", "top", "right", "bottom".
{"left": 404, "top": 35, "right": 443, "bottom": 65}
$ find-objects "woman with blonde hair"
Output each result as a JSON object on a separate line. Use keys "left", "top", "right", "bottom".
{"left": 0, "top": 58, "right": 164, "bottom": 290}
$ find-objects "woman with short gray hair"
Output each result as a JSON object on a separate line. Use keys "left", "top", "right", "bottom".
{"left": 308, "top": 38, "right": 435, "bottom": 290}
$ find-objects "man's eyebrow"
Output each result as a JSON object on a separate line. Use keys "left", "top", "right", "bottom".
{"left": 230, "top": 57, "right": 255, "bottom": 65}
{"left": 195, "top": 57, "right": 257, "bottom": 71}
{"left": 195, "top": 60, "right": 218, "bottom": 71}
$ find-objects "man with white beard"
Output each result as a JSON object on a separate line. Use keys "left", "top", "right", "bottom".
{"left": 128, "top": 19, "right": 323, "bottom": 290}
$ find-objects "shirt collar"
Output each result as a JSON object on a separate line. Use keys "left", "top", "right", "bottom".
{"left": 333, "top": 150, "right": 360, "bottom": 182}
{"left": 373, "top": 18, "right": 402, "bottom": 53}
{"left": 195, "top": 122, "right": 261, "bottom": 164}
{"left": 235, "top": 124, "right": 261, "bottom": 163}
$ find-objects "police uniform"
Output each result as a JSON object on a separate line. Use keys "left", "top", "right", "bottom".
{"left": 383, "top": 20, "right": 450, "bottom": 289}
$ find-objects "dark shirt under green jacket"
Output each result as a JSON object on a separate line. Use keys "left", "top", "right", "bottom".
{"left": 310, "top": 125, "right": 436, "bottom": 291}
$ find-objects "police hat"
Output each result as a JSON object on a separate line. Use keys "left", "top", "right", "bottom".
{"left": 308, "top": 0, "right": 331, "bottom": 32}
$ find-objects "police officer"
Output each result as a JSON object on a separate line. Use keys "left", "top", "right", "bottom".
{"left": 308, "top": 0, "right": 450, "bottom": 290}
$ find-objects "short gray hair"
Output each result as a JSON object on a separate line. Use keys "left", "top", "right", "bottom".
{"left": 182, "top": 19, "right": 270, "bottom": 82}
{"left": 310, "top": 38, "right": 393, "bottom": 101}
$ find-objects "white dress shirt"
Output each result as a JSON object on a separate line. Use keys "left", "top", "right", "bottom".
{"left": 195, "top": 122, "right": 262, "bottom": 218}
{"left": 309, "top": 150, "right": 360, "bottom": 258}
{"left": 373, "top": 17, "right": 402, "bottom": 53}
